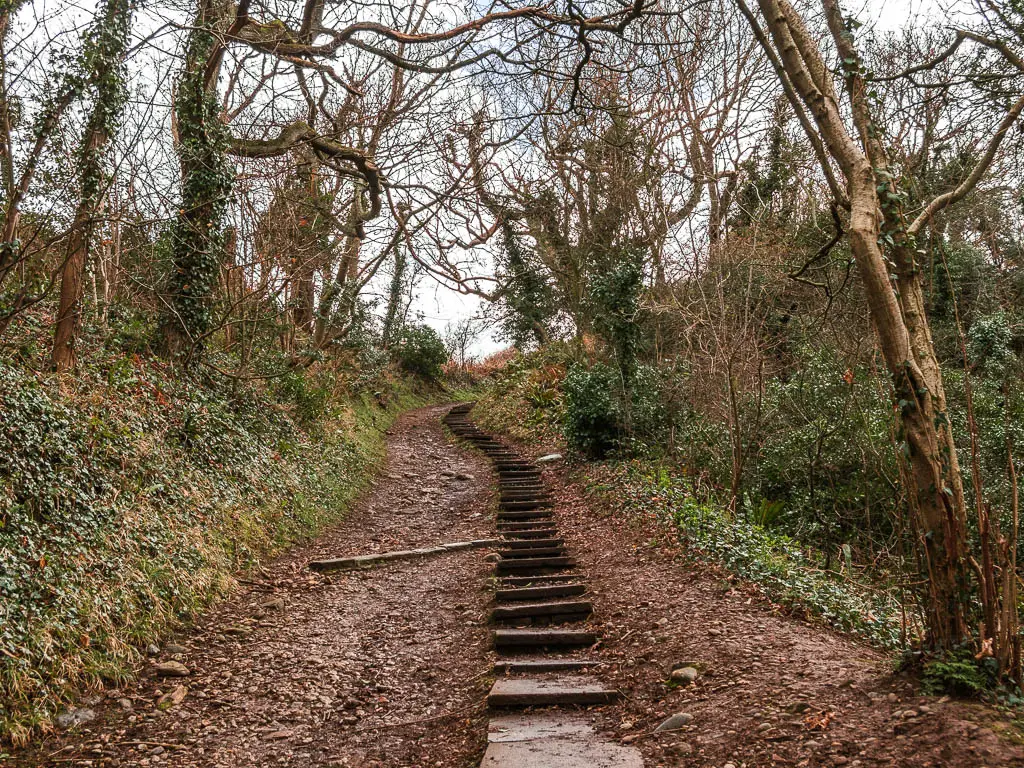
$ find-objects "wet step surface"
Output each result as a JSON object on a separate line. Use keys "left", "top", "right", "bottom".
{"left": 442, "top": 402, "right": 642, "bottom": 767}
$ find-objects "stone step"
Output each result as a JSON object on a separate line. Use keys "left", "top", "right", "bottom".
{"left": 500, "top": 537, "right": 564, "bottom": 549}
{"left": 491, "top": 600, "right": 592, "bottom": 621}
{"left": 497, "top": 546, "right": 566, "bottom": 559}
{"left": 495, "top": 582, "right": 587, "bottom": 601}
{"left": 495, "top": 556, "right": 575, "bottom": 573}
{"left": 493, "top": 659, "right": 602, "bottom": 674}
{"left": 488, "top": 712, "right": 595, "bottom": 742}
{"left": 480, "top": 738, "right": 642, "bottom": 767}
{"left": 487, "top": 676, "right": 618, "bottom": 707}
{"left": 493, "top": 628, "right": 597, "bottom": 650}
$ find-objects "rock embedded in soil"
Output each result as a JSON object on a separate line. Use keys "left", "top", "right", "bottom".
{"left": 157, "top": 685, "right": 188, "bottom": 710}
{"left": 55, "top": 708, "right": 96, "bottom": 729}
{"left": 259, "top": 597, "right": 285, "bottom": 612}
{"left": 656, "top": 712, "right": 694, "bottom": 731}
{"left": 154, "top": 660, "right": 190, "bottom": 677}
{"left": 671, "top": 666, "right": 699, "bottom": 685}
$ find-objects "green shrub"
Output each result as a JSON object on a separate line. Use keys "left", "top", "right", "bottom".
{"left": 394, "top": 324, "right": 448, "bottom": 379}
{"left": 563, "top": 362, "right": 669, "bottom": 457}
{"left": 921, "top": 649, "right": 994, "bottom": 696}
{"left": 564, "top": 362, "right": 622, "bottom": 457}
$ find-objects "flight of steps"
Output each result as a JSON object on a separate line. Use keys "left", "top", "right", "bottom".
{"left": 443, "top": 403, "right": 643, "bottom": 767}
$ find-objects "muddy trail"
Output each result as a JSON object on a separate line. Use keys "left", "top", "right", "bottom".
{"left": 9, "top": 404, "right": 1024, "bottom": 767}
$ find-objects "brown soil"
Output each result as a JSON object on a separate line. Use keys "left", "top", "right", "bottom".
{"left": 537, "top": 464, "right": 1024, "bottom": 768}
{"left": 9, "top": 404, "right": 1024, "bottom": 768}
{"left": 9, "top": 406, "right": 497, "bottom": 768}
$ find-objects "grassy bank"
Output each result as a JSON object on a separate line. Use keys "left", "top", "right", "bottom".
{"left": 0, "top": 351, "right": 431, "bottom": 745}
{"left": 472, "top": 349, "right": 907, "bottom": 650}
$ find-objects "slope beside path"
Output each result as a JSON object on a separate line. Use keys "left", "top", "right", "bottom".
{"left": 10, "top": 404, "right": 1024, "bottom": 767}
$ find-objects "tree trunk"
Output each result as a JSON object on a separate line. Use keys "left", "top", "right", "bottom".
{"left": 51, "top": 0, "right": 130, "bottom": 370}
{"left": 52, "top": 212, "right": 92, "bottom": 371}
{"left": 158, "top": 0, "right": 232, "bottom": 360}
{"left": 747, "top": 0, "right": 974, "bottom": 648}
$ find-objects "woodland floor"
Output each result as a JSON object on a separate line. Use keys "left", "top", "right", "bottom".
{"left": 8, "top": 404, "right": 1024, "bottom": 767}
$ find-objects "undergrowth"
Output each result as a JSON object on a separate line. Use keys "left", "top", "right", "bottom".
{"left": 0, "top": 350, "right": 429, "bottom": 745}
{"left": 474, "top": 347, "right": 907, "bottom": 650}
{"left": 586, "top": 462, "right": 904, "bottom": 648}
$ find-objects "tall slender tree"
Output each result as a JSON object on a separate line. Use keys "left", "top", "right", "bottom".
{"left": 51, "top": 0, "right": 132, "bottom": 370}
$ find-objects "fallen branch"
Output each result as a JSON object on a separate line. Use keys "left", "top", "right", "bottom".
{"left": 308, "top": 538, "right": 501, "bottom": 572}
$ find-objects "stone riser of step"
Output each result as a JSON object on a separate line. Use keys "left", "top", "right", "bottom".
{"left": 487, "top": 677, "right": 619, "bottom": 707}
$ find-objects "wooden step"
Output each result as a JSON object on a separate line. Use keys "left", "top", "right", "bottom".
{"left": 496, "top": 583, "right": 587, "bottom": 601}
{"left": 500, "top": 574, "right": 581, "bottom": 586}
{"left": 493, "top": 659, "right": 602, "bottom": 674}
{"left": 497, "top": 522, "right": 558, "bottom": 532}
{"left": 499, "top": 529, "right": 560, "bottom": 540}
{"left": 500, "top": 493, "right": 552, "bottom": 502}
{"left": 496, "top": 510, "right": 553, "bottom": 521}
{"left": 500, "top": 538, "right": 564, "bottom": 549}
{"left": 487, "top": 676, "right": 618, "bottom": 707}
{"left": 497, "top": 546, "right": 565, "bottom": 559}
{"left": 491, "top": 600, "right": 592, "bottom": 621}
{"left": 500, "top": 499, "right": 553, "bottom": 510}
{"left": 493, "top": 628, "right": 597, "bottom": 650}
{"left": 496, "top": 556, "right": 574, "bottom": 573}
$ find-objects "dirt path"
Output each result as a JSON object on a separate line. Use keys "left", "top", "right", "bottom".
{"left": 10, "top": 404, "right": 1024, "bottom": 768}
{"left": 11, "top": 406, "right": 497, "bottom": 768}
